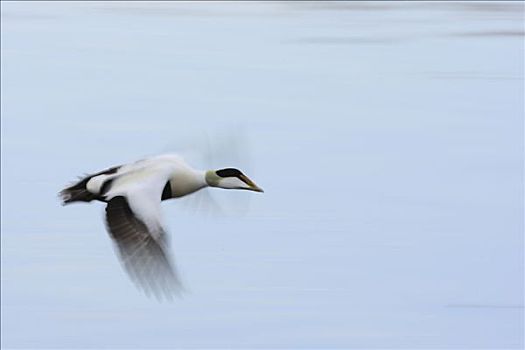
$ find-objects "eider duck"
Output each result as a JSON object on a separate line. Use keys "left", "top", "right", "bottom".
{"left": 59, "top": 154, "right": 263, "bottom": 300}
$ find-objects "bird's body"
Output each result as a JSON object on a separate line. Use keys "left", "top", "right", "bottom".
{"left": 85, "top": 155, "right": 207, "bottom": 201}
{"left": 60, "top": 154, "right": 262, "bottom": 300}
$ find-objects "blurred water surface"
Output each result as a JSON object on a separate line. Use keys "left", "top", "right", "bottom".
{"left": 1, "top": 2, "right": 523, "bottom": 348}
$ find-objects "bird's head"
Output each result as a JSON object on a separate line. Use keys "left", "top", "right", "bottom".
{"left": 205, "top": 168, "right": 264, "bottom": 192}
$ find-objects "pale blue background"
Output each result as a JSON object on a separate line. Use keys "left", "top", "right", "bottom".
{"left": 1, "top": 2, "right": 523, "bottom": 348}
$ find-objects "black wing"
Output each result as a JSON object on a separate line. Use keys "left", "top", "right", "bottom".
{"left": 105, "top": 196, "right": 182, "bottom": 300}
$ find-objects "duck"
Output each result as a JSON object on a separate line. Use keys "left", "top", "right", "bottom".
{"left": 59, "top": 154, "right": 263, "bottom": 300}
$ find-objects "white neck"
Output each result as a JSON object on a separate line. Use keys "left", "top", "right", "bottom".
{"left": 168, "top": 169, "right": 208, "bottom": 198}
{"left": 191, "top": 169, "right": 209, "bottom": 189}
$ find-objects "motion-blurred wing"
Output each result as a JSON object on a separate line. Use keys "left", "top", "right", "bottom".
{"left": 105, "top": 176, "right": 181, "bottom": 300}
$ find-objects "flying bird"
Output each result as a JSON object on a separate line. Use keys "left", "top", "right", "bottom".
{"left": 59, "top": 154, "right": 263, "bottom": 299}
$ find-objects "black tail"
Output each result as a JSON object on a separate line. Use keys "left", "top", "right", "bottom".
{"left": 59, "top": 166, "right": 121, "bottom": 205}
{"left": 59, "top": 180, "right": 98, "bottom": 205}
